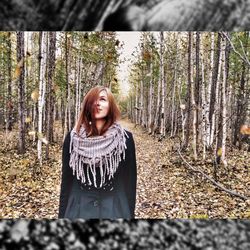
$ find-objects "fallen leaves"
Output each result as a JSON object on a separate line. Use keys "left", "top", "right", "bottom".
{"left": 0, "top": 119, "right": 249, "bottom": 219}
{"left": 121, "top": 119, "right": 250, "bottom": 219}
{"left": 0, "top": 132, "right": 62, "bottom": 218}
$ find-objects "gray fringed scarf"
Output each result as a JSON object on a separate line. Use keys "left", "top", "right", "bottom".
{"left": 69, "top": 122, "right": 129, "bottom": 188}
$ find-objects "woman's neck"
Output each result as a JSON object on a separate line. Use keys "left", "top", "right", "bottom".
{"left": 95, "top": 119, "right": 105, "bottom": 134}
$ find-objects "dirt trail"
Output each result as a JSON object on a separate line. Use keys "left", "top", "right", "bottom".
{"left": 120, "top": 119, "right": 250, "bottom": 219}
{"left": 0, "top": 120, "right": 249, "bottom": 218}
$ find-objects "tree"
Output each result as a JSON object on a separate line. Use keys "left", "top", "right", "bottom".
{"left": 6, "top": 32, "right": 13, "bottom": 132}
{"left": 46, "top": 32, "right": 56, "bottom": 159}
{"left": 16, "top": 31, "right": 26, "bottom": 154}
{"left": 37, "top": 32, "right": 47, "bottom": 165}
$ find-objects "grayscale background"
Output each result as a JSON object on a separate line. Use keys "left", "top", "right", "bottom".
{"left": 0, "top": 0, "right": 250, "bottom": 30}
{"left": 0, "top": 220, "right": 249, "bottom": 249}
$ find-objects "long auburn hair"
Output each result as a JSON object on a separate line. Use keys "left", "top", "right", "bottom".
{"left": 75, "top": 86, "right": 121, "bottom": 136}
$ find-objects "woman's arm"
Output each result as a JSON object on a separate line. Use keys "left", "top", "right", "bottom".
{"left": 58, "top": 132, "right": 73, "bottom": 218}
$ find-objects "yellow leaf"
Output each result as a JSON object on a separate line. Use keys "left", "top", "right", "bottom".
{"left": 14, "top": 58, "right": 24, "bottom": 79}
{"left": 217, "top": 148, "right": 222, "bottom": 156}
{"left": 25, "top": 117, "right": 32, "bottom": 123}
{"left": 31, "top": 89, "right": 39, "bottom": 102}
{"left": 20, "top": 159, "right": 30, "bottom": 168}
{"left": 14, "top": 67, "right": 21, "bottom": 79}
{"left": 28, "top": 131, "right": 36, "bottom": 136}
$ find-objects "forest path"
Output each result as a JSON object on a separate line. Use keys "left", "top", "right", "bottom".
{"left": 120, "top": 119, "right": 249, "bottom": 218}
{"left": 0, "top": 120, "right": 249, "bottom": 218}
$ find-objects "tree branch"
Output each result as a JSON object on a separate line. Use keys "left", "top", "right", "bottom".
{"left": 177, "top": 148, "right": 249, "bottom": 200}
{"left": 221, "top": 32, "right": 250, "bottom": 67}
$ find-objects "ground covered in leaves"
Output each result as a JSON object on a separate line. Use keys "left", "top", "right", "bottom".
{"left": 0, "top": 119, "right": 249, "bottom": 219}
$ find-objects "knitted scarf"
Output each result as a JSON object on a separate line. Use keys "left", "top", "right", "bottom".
{"left": 69, "top": 122, "right": 129, "bottom": 188}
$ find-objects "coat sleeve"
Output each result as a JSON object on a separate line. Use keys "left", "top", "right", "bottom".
{"left": 124, "top": 131, "right": 137, "bottom": 218}
{"left": 58, "top": 132, "right": 73, "bottom": 218}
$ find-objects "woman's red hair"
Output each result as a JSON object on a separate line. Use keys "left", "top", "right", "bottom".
{"left": 75, "top": 86, "right": 121, "bottom": 136}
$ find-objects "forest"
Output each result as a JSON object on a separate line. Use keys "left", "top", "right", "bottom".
{"left": 0, "top": 31, "right": 249, "bottom": 218}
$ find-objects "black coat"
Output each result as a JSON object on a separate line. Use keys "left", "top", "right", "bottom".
{"left": 58, "top": 130, "right": 137, "bottom": 219}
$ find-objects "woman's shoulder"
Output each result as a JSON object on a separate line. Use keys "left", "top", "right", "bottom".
{"left": 124, "top": 129, "right": 132, "bottom": 136}
{"left": 123, "top": 129, "right": 135, "bottom": 147}
{"left": 123, "top": 128, "right": 133, "bottom": 139}
{"left": 63, "top": 130, "right": 72, "bottom": 144}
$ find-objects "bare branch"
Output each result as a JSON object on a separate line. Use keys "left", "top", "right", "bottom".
{"left": 177, "top": 148, "right": 249, "bottom": 201}
{"left": 222, "top": 32, "right": 250, "bottom": 67}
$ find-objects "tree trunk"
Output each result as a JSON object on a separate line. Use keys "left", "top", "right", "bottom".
{"left": 75, "top": 56, "right": 82, "bottom": 123}
{"left": 139, "top": 72, "right": 144, "bottom": 126}
{"left": 159, "top": 32, "right": 165, "bottom": 137}
{"left": 6, "top": 32, "right": 13, "bottom": 132}
{"left": 195, "top": 32, "right": 200, "bottom": 146}
{"left": 205, "top": 32, "right": 214, "bottom": 148}
{"left": 183, "top": 33, "right": 192, "bottom": 150}
{"left": 209, "top": 34, "right": 221, "bottom": 146}
{"left": 46, "top": 32, "right": 56, "bottom": 159}
{"left": 16, "top": 31, "right": 26, "bottom": 154}
{"left": 37, "top": 32, "right": 47, "bottom": 165}
{"left": 171, "top": 34, "right": 179, "bottom": 137}
{"left": 220, "top": 35, "right": 228, "bottom": 166}
{"left": 200, "top": 33, "right": 207, "bottom": 159}
{"left": 190, "top": 32, "right": 197, "bottom": 160}
{"left": 148, "top": 50, "right": 153, "bottom": 134}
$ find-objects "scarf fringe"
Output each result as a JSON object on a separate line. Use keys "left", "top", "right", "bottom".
{"left": 69, "top": 123, "right": 129, "bottom": 188}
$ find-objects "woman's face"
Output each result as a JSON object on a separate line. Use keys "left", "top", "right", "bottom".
{"left": 94, "top": 90, "right": 109, "bottom": 120}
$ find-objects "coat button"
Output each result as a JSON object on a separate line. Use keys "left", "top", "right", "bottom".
{"left": 93, "top": 200, "right": 99, "bottom": 207}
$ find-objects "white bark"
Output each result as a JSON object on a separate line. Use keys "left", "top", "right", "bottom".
{"left": 153, "top": 66, "right": 161, "bottom": 135}
{"left": 190, "top": 33, "right": 197, "bottom": 160}
{"left": 206, "top": 32, "right": 214, "bottom": 147}
{"left": 148, "top": 54, "right": 153, "bottom": 133}
{"left": 75, "top": 56, "right": 82, "bottom": 123}
{"left": 171, "top": 34, "right": 179, "bottom": 137}
{"left": 178, "top": 73, "right": 186, "bottom": 143}
{"left": 37, "top": 32, "right": 47, "bottom": 165}
{"left": 221, "top": 37, "right": 227, "bottom": 166}
{"left": 200, "top": 34, "right": 206, "bottom": 160}
{"left": 140, "top": 76, "right": 144, "bottom": 126}
{"left": 210, "top": 39, "right": 222, "bottom": 147}
{"left": 160, "top": 32, "right": 166, "bottom": 137}
{"left": 135, "top": 81, "right": 139, "bottom": 125}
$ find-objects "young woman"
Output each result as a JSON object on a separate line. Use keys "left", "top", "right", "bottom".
{"left": 58, "top": 86, "right": 137, "bottom": 219}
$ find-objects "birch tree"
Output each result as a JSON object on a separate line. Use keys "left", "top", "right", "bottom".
{"left": 37, "top": 32, "right": 47, "bottom": 165}
{"left": 220, "top": 35, "right": 228, "bottom": 166}
{"left": 159, "top": 32, "right": 166, "bottom": 137}
{"left": 148, "top": 44, "right": 154, "bottom": 134}
{"left": 209, "top": 34, "right": 221, "bottom": 146}
{"left": 189, "top": 32, "right": 197, "bottom": 160}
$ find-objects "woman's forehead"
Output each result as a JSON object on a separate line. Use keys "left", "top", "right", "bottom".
{"left": 99, "top": 90, "right": 108, "bottom": 97}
